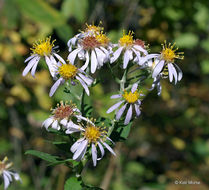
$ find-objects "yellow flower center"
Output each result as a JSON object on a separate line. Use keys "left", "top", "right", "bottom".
{"left": 84, "top": 125, "right": 102, "bottom": 143}
{"left": 123, "top": 90, "right": 140, "bottom": 103}
{"left": 161, "top": 41, "right": 184, "bottom": 62}
{"left": 85, "top": 23, "right": 103, "bottom": 35}
{"left": 31, "top": 37, "right": 55, "bottom": 56}
{"left": 58, "top": 64, "right": 77, "bottom": 80}
{"left": 119, "top": 31, "right": 134, "bottom": 47}
{"left": 96, "top": 33, "right": 109, "bottom": 46}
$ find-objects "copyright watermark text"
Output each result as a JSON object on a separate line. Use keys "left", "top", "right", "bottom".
{"left": 174, "top": 180, "right": 200, "bottom": 185}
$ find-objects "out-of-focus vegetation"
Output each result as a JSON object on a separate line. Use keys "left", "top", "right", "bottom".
{"left": 0, "top": 0, "right": 209, "bottom": 189}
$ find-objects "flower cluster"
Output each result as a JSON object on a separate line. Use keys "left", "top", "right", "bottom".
{"left": 22, "top": 36, "right": 93, "bottom": 97}
{"left": 43, "top": 102, "right": 115, "bottom": 166}
{"left": 22, "top": 23, "right": 184, "bottom": 171}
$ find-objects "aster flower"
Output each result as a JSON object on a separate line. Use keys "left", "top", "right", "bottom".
{"left": 110, "top": 31, "right": 148, "bottom": 69}
{"left": 0, "top": 157, "right": 21, "bottom": 190}
{"left": 49, "top": 60, "right": 93, "bottom": 97}
{"left": 147, "top": 42, "right": 184, "bottom": 84}
{"left": 22, "top": 36, "right": 65, "bottom": 78}
{"left": 66, "top": 120, "right": 116, "bottom": 166}
{"left": 67, "top": 32, "right": 111, "bottom": 74}
{"left": 106, "top": 83, "right": 142, "bottom": 125}
{"left": 67, "top": 23, "right": 103, "bottom": 52}
{"left": 42, "top": 101, "right": 90, "bottom": 130}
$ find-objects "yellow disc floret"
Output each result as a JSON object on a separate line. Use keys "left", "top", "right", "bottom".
{"left": 119, "top": 31, "right": 134, "bottom": 47}
{"left": 123, "top": 90, "right": 140, "bottom": 103}
{"left": 31, "top": 36, "right": 55, "bottom": 56}
{"left": 58, "top": 64, "right": 77, "bottom": 80}
{"left": 96, "top": 33, "right": 109, "bottom": 46}
{"left": 161, "top": 41, "right": 184, "bottom": 62}
{"left": 84, "top": 125, "right": 102, "bottom": 143}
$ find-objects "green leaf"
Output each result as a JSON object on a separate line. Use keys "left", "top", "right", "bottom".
{"left": 83, "top": 104, "right": 93, "bottom": 117}
{"left": 175, "top": 33, "right": 199, "bottom": 48}
{"left": 25, "top": 150, "right": 59, "bottom": 163}
{"left": 15, "top": 0, "right": 64, "bottom": 27}
{"left": 61, "top": 0, "right": 88, "bottom": 23}
{"left": 119, "top": 122, "right": 132, "bottom": 139}
{"left": 110, "top": 121, "right": 132, "bottom": 142}
{"left": 64, "top": 177, "right": 82, "bottom": 190}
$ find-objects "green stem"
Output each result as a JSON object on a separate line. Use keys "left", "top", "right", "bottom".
{"left": 120, "top": 67, "right": 128, "bottom": 91}
{"left": 107, "top": 119, "right": 117, "bottom": 137}
{"left": 80, "top": 88, "right": 85, "bottom": 114}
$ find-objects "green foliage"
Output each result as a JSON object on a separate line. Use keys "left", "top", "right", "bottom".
{"left": 25, "top": 150, "right": 59, "bottom": 163}
{"left": 110, "top": 121, "right": 132, "bottom": 142}
{"left": 64, "top": 177, "right": 82, "bottom": 190}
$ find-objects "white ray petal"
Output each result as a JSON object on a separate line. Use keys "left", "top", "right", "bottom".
{"left": 173, "top": 63, "right": 183, "bottom": 81}
{"left": 102, "top": 141, "right": 116, "bottom": 156}
{"left": 106, "top": 100, "right": 124, "bottom": 114}
{"left": 167, "top": 63, "right": 174, "bottom": 82}
{"left": 78, "top": 73, "right": 93, "bottom": 86}
{"left": 49, "top": 78, "right": 64, "bottom": 97}
{"left": 80, "top": 51, "right": 90, "bottom": 71}
{"left": 95, "top": 48, "right": 106, "bottom": 66}
{"left": 124, "top": 105, "right": 133, "bottom": 125}
{"left": 31, "top": 61, "right": 39, "bottom": 78}
{"left": 73, "top": 140, "right": 88, "bottom": 161}
{"left": 60, "top": 118, "right": 68, "bottom": 126}
{"left": 3, "top": 172, "right": 11, "bottom": 190}
{"left": 92, "top": 143, "right": 97, "bottom": 166}
{"left": 53, "top": 53, "right": 66, "bottom": 64}
{"left": 170, "top": 63, "right": 178, "bottom": 84}
{"left": 116, "top": 103, "right": 127, "bottom": 120}
{"left": 110, "top": 94, "right": 122, "bottom": 99}
{"left": 133, "top": 45, "right": 148, "bottom": 55}
{"left": 123, "top": 49, "right": 131, "bottom": 69}
{"left": 76, "top": 76, "right": 90, "bottom": 96}
{"left": 91, "top": 49, "right": 98, "bottom": 73}
{"left": 68, "top": 48, "right": 81, "bottom": 64}
{"left": 24, "top": 54, "right": 36, "bottom": 63}
{"left": 97, "top": 142, "right": 105, "bottom": 160}
{"left": 131, "top": 83, "right": 138, "bottom": 93}
{"left": 22, "top": 56, "right": 40, "bottom": 76}
{"left": 70, "top": 138, "right": 85, "bottom": 153}
{"left": 134, "top": 104, "right": 141, "bottom": 117}
{"left": 110, "top": 46, "right": 123, "bottom": 63}
{"left": 42, "top": 118, "right": 53, "bottom": 130}
{"left": 152, "top": 60, "right": 165, "bottom": 78}
{"left": 52, "top": 120, "right": 59, "bottom": 130}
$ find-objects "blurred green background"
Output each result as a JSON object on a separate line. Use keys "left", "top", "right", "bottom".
{"left": 0, "top": 0, "right": 209, "bottom": 189}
